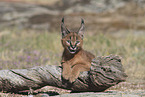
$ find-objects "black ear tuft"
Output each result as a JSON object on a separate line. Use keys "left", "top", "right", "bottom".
{"left": 62, "top": 17, "right": 64, "bottom": 23}
{"left": 78, "top": 18, "right": 85, "bottom": 38}
{"left": 61, "top": 17, "right": 70, "bottom": 38}
{"left": 81, "top": 18, "right": 84, "bottom": 24}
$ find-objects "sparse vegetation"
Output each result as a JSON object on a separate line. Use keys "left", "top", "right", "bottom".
{"left": 0, "top": 28, "right": 145, "bottom": 85}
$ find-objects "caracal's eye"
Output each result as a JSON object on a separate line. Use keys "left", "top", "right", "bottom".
{"left": 66, "top": 40, "right": 71, "bottom": 44}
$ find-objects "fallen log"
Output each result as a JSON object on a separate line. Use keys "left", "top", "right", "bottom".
{"left": 0, "top": 55, "right": 127, "bottom": 93}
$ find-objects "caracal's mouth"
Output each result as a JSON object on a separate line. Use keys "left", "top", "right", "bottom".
{"left": 67, "top": 47, "right": 77, "bottom": 54}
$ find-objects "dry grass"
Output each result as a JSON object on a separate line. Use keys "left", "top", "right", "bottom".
{"left": 0, "top": 28, "right": 145, "bottom": 84}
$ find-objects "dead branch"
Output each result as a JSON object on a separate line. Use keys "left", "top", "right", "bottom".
{"left": 0, "top": 55, "right": 127, "bottom": 93}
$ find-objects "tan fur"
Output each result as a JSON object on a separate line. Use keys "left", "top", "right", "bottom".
{"left": 61, "top": 32, "right": 95, "bottom": 83}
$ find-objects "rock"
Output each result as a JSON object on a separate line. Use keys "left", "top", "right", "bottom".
{"left": 62, "top": 0, "right": 144, "bottom": 14}
{"left": 0, "top": 0, "right": 144, "bottom": 31}
{"left": 0, "top": 2, "right": 60, "bottom": 30}
{"left": 64, "top": 0, "right": 126, "bottom": 14}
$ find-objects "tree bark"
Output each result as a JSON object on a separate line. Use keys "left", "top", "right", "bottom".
{"left": 0, "top": 55, "right": 127, "bottom": 93}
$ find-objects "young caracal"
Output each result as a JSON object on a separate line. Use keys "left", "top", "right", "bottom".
{"left": 61, "top": 18, "right": 95, "bottom": 83}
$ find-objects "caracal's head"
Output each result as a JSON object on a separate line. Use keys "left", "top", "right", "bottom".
{"left": 61, "top": 17, "right": 85, "bottom": 54}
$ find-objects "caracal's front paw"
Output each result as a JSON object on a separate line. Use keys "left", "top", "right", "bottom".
{"left": 69, "top": 75, "right": 78, "bottom": 83}
{"left": 62, "top": 71, "right": 70, "bottom": 80}
{"left": 69, "top": 77, "right": 76, "bottom": 83}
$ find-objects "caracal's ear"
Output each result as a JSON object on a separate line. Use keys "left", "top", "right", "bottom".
{"left": 61, "top": 17, "right": 70, "bottom": 38}
{"left": 77, "top": 19, "right": 85, "bottom": 39}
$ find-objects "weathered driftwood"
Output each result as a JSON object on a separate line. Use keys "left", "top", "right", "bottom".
{"left": 0, "top": 55, "right": 127, "bottom": 93}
